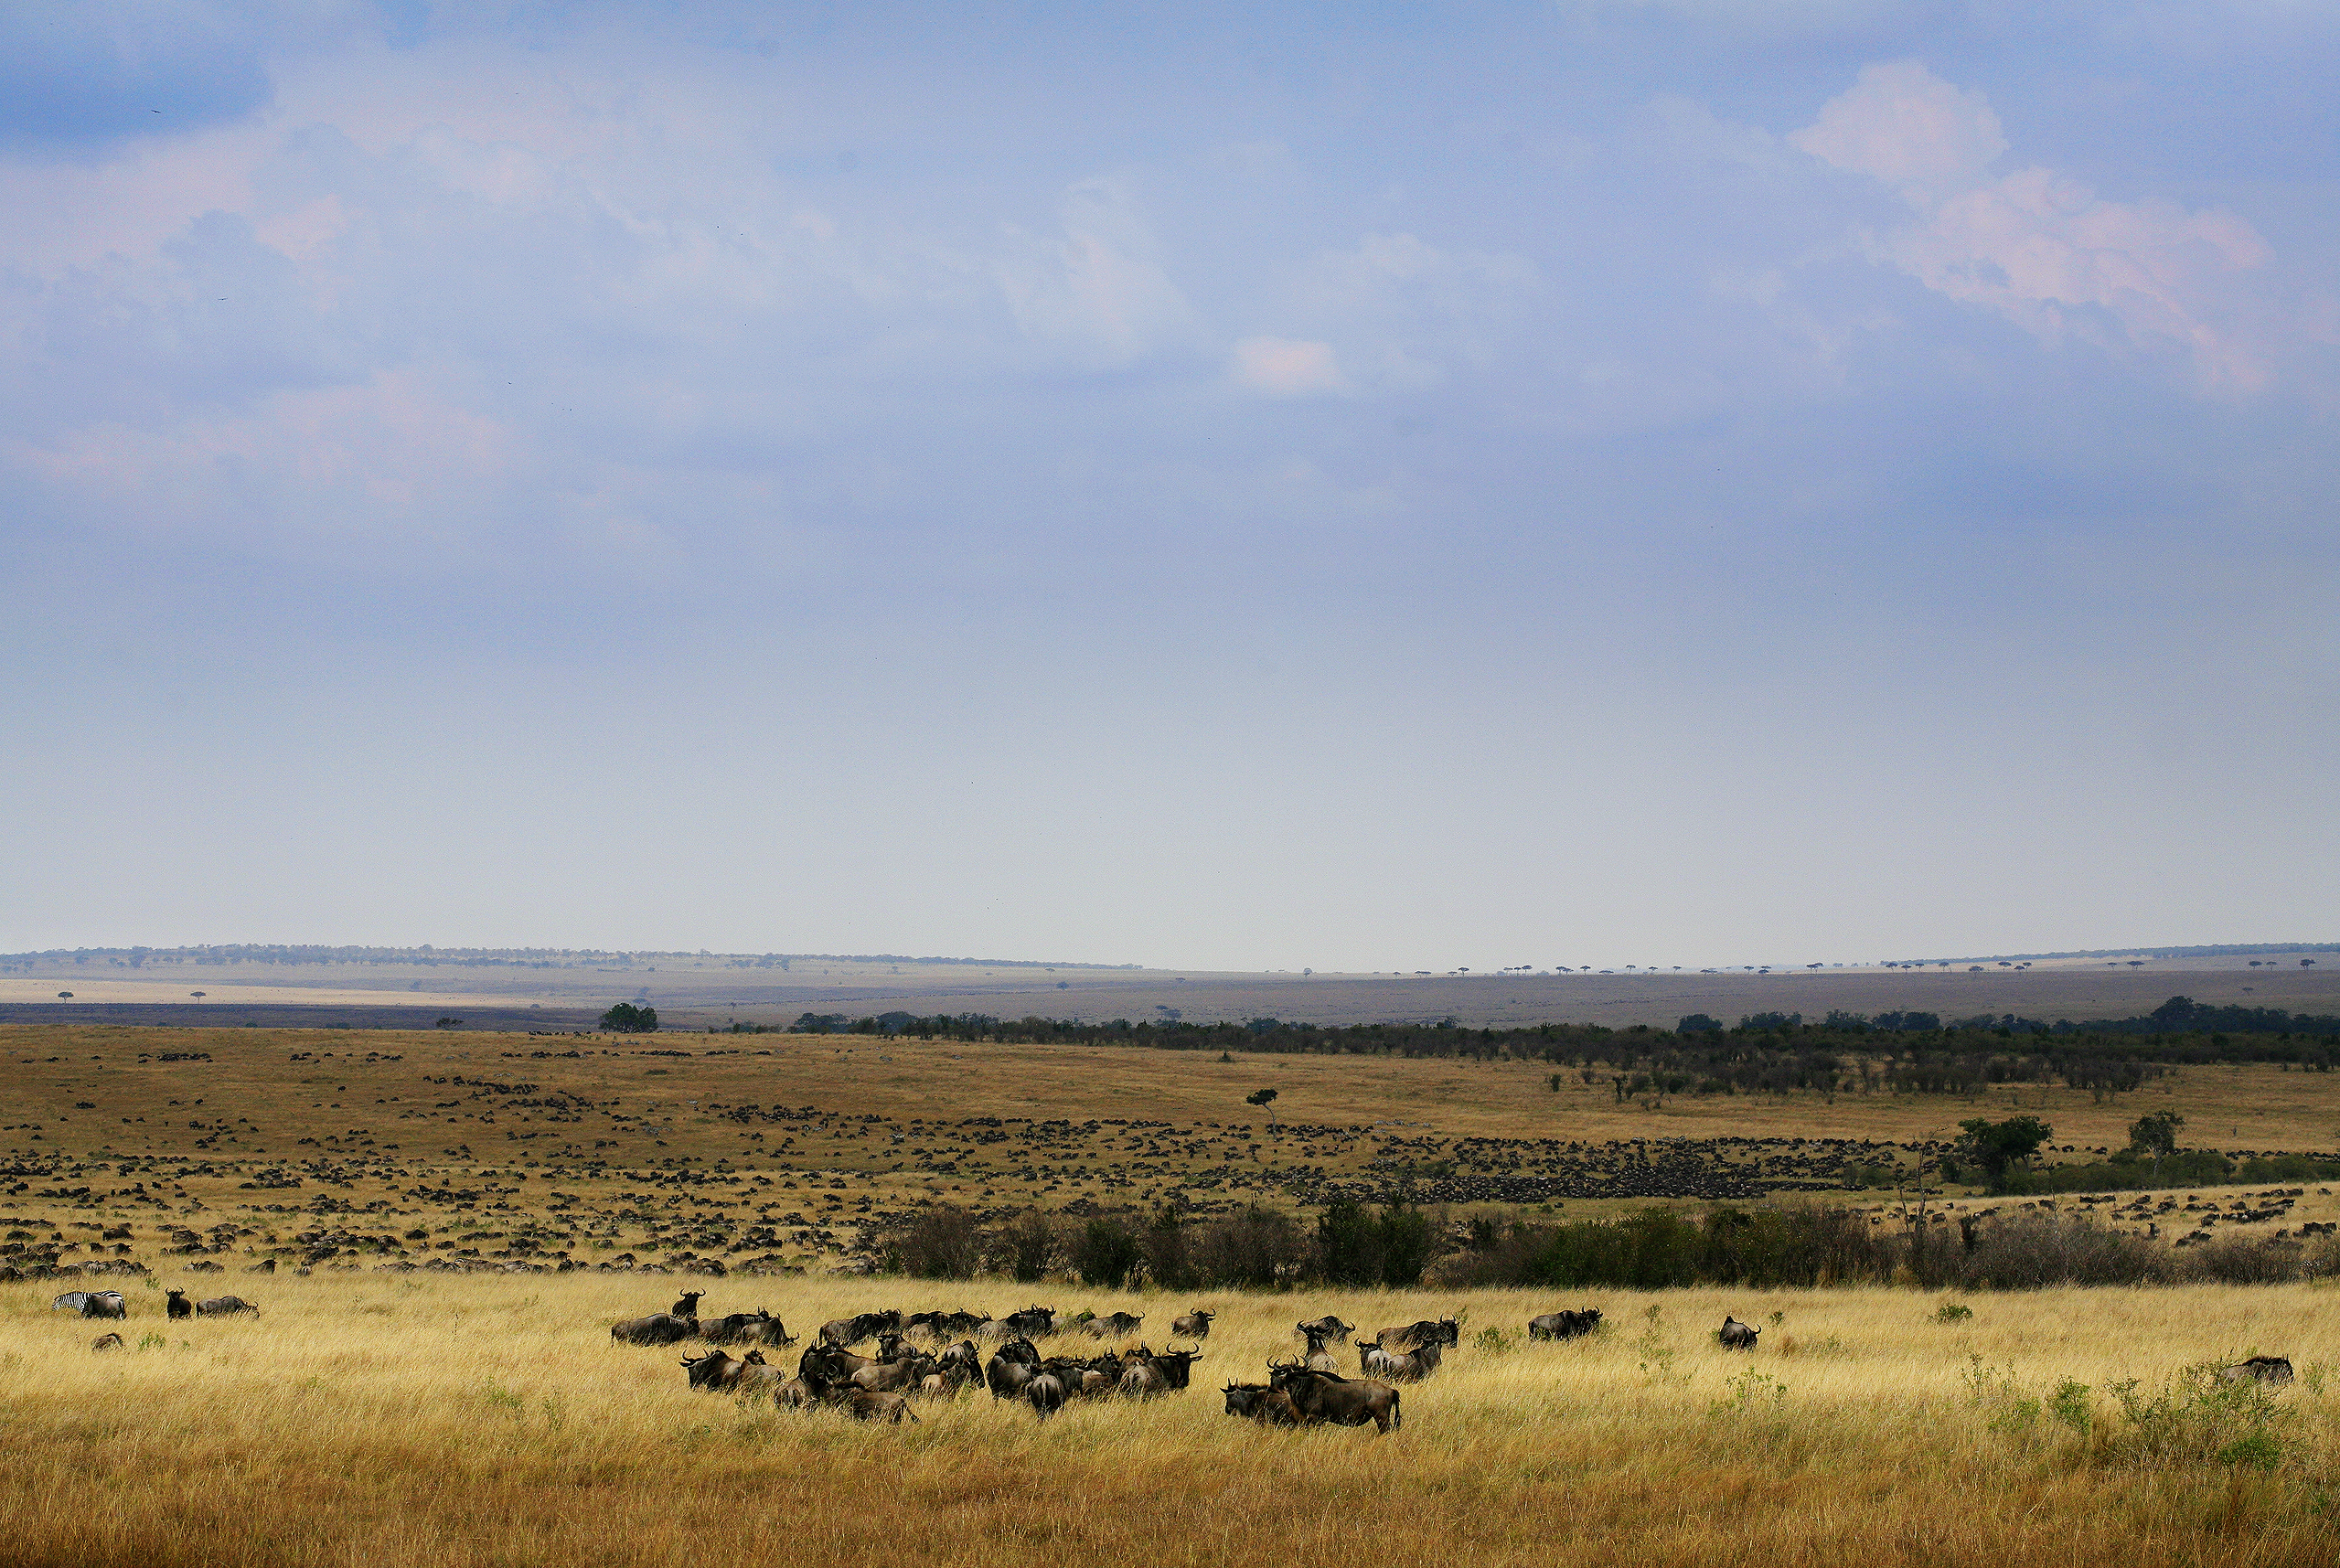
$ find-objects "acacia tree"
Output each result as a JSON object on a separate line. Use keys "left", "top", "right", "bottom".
{"left": 1955, "top": 1115, "right": 2054, "bottom": 1190}
{"left": 2129, "top": 1109, "right": 2185, "bottom": 1181}
{"left": 600, "top": 1002, "right": 658, "bottom": 1033}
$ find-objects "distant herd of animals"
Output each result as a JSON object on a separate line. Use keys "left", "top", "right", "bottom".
{"left": 46, "top": 1285, "right": 2301, "bottom": 1407}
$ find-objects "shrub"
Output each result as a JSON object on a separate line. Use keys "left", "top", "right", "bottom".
{"left": 1189, "top": 1206, "right": 1309, "bottom": 1288}
{"left": 991, "top": 1211, "right": 1059, "bottom": 1282}
{"left": 2185, "top": 1234, "right": 2301, "bottom": 1285}
{"left": 882, "top": 1205, "right": 983, "bottom": 1278}
{"left": 1070, "top": 1216, "right": 1143, "bottom": 1287}
{"left": 1951, "top": 1211, "right": 2174, "bottom": 1289}
{"left": 2106, "top": 1362, "right": 2290, "bottom": 1471}
{"left": 1138, "top": 1210, "right": 1193, "bottom": 1289}
{"left": 1317, "top": 1201, "right": 1435, "bottom": 1286}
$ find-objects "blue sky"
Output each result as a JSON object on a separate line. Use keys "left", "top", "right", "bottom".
{"left": 3, "top": 2, "right": 2334, "bottom": 970}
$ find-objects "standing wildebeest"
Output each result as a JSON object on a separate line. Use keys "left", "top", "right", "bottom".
{"left": 166, "top": 1289, "right": 192, "bottom": 1321}
{"left": 1083, "top": 1311, "right": 1144, "bottom": 1339}
{"left": 999, "top": 1306, "right": 1059, "bottom": 1339}
{"left": 2222, "top": 1356, "right": 2295, "bottom": 1384}
{"left": 1223, "top": 1381, "right": 1302, "bottom": 1425}
{"left": 1529, "top": 1308, "right": 1600, "bottom": 1341}
{"left": 1297, "top": 1324, "right": 1341, "bottom": 1373}
{"left": 91, "top": 1332, "right": 125, "bottom": 1352}
{"left": 670, "top": 1291, "right": 706, "bottom": 1319}
{"left": 1269, "top": 1362, "right": 1401, "bottom": 1435}
{"left": 1295, "top": 1314, "right": 1353, "bottom": 1345}
{"left": 1359, "top": 1339, "right": 1443, "bottom": 1382}
{"left": 195, "top": 1296, "right": 256, "bottom": 1317}
{"left": 1375, "top": 1317, "right": 1460, "bottom": 1351}
{"left": 54, "top": 1290, "right": 127, "bottom": 1318}
{"left": 986, "top": 1337, "right": 1042, "bottom": 1401}
{"left": 611, "top": 1312, "right": 697, "bottom": 1346}
{"left": 1118, "top": 1346, "right": 1204, "bottom": 1396}
{"left": 1171, "top": 1308, "right": 1215, "bottom": 1339}
{"left": 1717, "top": 1317, "right": 1758, "bottom": 1350}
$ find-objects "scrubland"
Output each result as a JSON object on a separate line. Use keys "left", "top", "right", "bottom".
{"left": 4, "top": 1271, "right": 2339, "bottom": 1568}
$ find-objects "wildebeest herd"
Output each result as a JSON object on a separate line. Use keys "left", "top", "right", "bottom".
{"left": 607, "top": 1297, "right": 1620, "bottom": 1433}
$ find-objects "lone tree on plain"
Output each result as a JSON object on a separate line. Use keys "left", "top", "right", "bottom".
{"left": 1245, "top": 1086, "right": 1279, "bottom": 1125}
{"left": 2130, "top": 1109, "right": 2185, "bottom": 1181}
{"left": 600, "top": 1001, "right": 658, "bottom": 1033}
{"left": 1955, "top": 1115, "right": 2054, "bottom": 1190}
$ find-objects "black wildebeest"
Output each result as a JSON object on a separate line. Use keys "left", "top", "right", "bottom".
{"left": 1223, "top": 1381, "right": 1302, "bottom": 1425}
{"left": 611, "top": 1312, "right": 697, "bottom": 1346}
{"left": 670, "top": 1290, "right": 706, "bottom": 1318}
{"left": 166, "top": 1289, "right": 192, "bottom": 1321}
{"left": 195, "top": 1296, "right": 256, "bottom": 1317}
{"left": 2222, "top": 1356, "right": 2295, "bottom": 1384}
{"left": 999, "top": 1305, "right": 1059, "bottom": 1339}
{"left": 1268, "top": 1362, "right": 1401, "bottom": 1435}
{"left": 1359, "top": 1339, "right": 1443, "bottom": 1382}
{"left": 1528, "top": 1308, "right": 1601, "bottom": 1341}
{"left": 1295, "top": 1313, "right": 1353, "bottom": 1345}
{"left": 54, "top": 1290, "right": 127, "bottom": 1318}
{"left": 1717, "top": 1317, "right": 1759, "bottom": 1350}
{"left": 1374, "top": 1317, "right": 1461, "bottom": 1352}
{"left": 1170, "top": 1308, "right": 1215, "bottom": 1339}
{"left": 1083, "top": 1311, "right": 1143, "bottom": 1339}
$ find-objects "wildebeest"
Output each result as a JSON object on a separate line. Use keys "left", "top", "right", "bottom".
{"left": 1374, "top": 1317, "right": 1460, "bottom": 1352}
{"left": 53, "top": 1290, "right": 127, "bottom": 1318}
{"left": 702, "top": 1309, "right": 793, "bottom": 1346}
{"left": 999, "top": 1305, "right": 1059, "bottom": 1339}
{"left": 985, "top": 1336, "right": 1042, "bottom": 1400}
{"left": 1359, "top": 1339, "right": 1443, "bottom": 1382}
{"left": 1295, "top": 1313, "right": 1353, "bottom": 1345}
{"left": 1117, "top": 1346, "right": 1203, "bottom": 1396}
{"left": 1223, "top": 1381, "right": 1302, "bottom": 1425}
{"left": 1297, "top": 1324, "right": 1341, "bottom": 1373}
{"left": 2222, "top": 1356, "right": 2295, "bottom": 1385}
{"left": 1529, "top": 1308, "right": 1601, "bottom": 1341}
{"left": 196, "top": 1296, "right": 256, "bottom": 1317}
{"left": 1268, "top": 1362, "right": 1401, "bottom": 1435}
{"left": 796, "top": 1345, "right": 918, "bottom": 1422}
{"left": 681, "top": 1349, "right": 752, "bottom": 1392}
{"left": 1082, "top": 1311, "right": 1143, "bottom": 1339}
{"left": 1020, "top": 1369, "right": 1067, "bottom": 1420}
{"left": 819, "top": 1309, "right": 902, "bottom": 1347}
{"left": 670, "top": 1290, "right": 706, "bottom": 1318}
{"left": 611, "top": 1312, "right": 697, "bottom": 1346}
{"left": 91, "top": 1331, "right": 124, "bottom": 1352}
{"left": 1717, "top": 1317, "right": 1758, "bottom": 1350}
{"left": 166, "top": 1288, "right": 192, "bottom": 1321}
{"left": 1170, "top": 1308, "right": 1215, "bottom": 1339}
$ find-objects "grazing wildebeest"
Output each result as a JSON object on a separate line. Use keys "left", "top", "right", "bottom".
{"left": 1717, "top": 1317, "right": 1758, "bottom": 1350}
{"left": 1375, "top": 1317, "right": 1461, "bottom": 1351}
{"left": 1223, "top": 1381, "right": 1303, "bottom": 1425}
{"left": 986, "top": 1337, "right": 1042, "bottom": 1401}
{"left": 670, "top": 1291, "right": 706, "bottom": 1319}
{"left": 1170, "top": 1308, "right": 1215, "bottom": 1339}
{"left": 53, "top": 1290, "right": 126, "bottom": 1318}
{"left": 1297, "top": 1323, "right": 1341, "bottom": 1372}
{"left": 2222, "top": 1356, "right": 2295, "bottom": 1385}
{"left": 1295, "top": 1314, "right": 1353, "bottom": 1345}
{"left": 611, "top": 1312, "right": 697, "bottom": 1346}
{"left": 1528, "top": 1308, "right": 1601, "bottom": 1341}
{"left": 1083, "top": 1311, "right": 1143, "bottom": 1339}
{"left": 195, "top": 1296, "right": 255, "bottom": 1317}
{"left": 166, "top": 1289, "right": 192, "bottom": 1321}
{"left": 1359, "top": 1339, "right": 1442, "bottom": 1382}
{"left": 1268, "top": 1362, "right": 1401, "bottom": 1435}
{"left": 91, "top": 1332, "right": 124, "bottom": 1352}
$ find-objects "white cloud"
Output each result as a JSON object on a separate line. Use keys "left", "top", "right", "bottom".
{"left": 1230, "top": 336, "right": 1347, "bottom": 395}
{"left": 1795, "top": 60, "right": 2276, "bottom": 389}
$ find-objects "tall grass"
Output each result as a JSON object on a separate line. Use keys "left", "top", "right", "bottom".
{"left": 4, "top": 1273, "right": 2338, "bottom": 1567}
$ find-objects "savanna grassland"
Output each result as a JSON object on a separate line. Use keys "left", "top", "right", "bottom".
{"left": 8, "top": 1022, "right": 2340, "bottom": 1567}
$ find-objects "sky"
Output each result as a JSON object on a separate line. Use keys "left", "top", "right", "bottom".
{"left": 2, "top": 1, "right": 2335, "bottom": 972}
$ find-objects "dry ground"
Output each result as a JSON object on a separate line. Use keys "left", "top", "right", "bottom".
{"left": 3, "top": 1272, "right": 2338, "bottom": 1568}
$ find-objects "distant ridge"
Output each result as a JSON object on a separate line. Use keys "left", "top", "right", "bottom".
{"left": 0, "top": 943, "right": 1144, "bottom": 971}
{"left": 1915, "top": 943, "right": 2338, "bottom": 964}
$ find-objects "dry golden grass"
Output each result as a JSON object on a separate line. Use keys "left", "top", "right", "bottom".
{"left": 4, "top": 1272, "right": 2339, "bottom": 1568}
